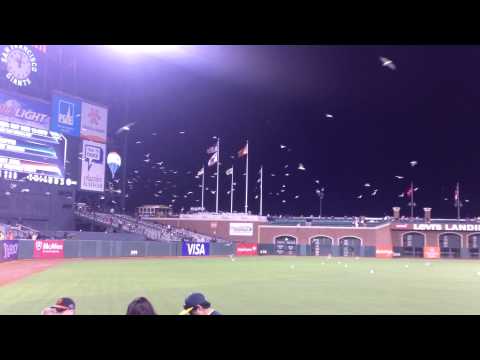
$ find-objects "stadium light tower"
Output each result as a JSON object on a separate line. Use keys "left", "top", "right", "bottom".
{"left": 115, "top": 122, "right": 136, "bottom": 214}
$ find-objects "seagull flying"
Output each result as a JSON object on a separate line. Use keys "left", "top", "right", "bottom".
{"left": 380, "top": 57, "right": 396, "bottom": 70}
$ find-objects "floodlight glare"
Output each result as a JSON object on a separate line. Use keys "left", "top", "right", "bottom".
{"left": 108, "top": 45, "right": 185, "bottom": 55}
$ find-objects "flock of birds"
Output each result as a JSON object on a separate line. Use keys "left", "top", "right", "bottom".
{"left": 1, "top": 56, "right": 470, "bottom": 214}
{"left": 98, "top": 56, "right": 471, "bottom": 214}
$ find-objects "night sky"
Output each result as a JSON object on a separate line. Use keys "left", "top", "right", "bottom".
{"left": 49, "top": 45, "right": 480, "bottom": 218}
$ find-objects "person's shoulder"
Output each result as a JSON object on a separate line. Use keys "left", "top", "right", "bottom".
{"left": 210, "top": 310, "right": 222, "bottom": 315}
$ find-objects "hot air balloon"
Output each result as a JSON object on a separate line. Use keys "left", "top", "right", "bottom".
{"left": 107, "top": 152, "right": 122, "bottom": 179}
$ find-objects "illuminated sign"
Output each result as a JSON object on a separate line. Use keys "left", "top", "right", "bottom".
{"left": 1, "top": 45, "right": 38, "bottom": 87}
{"left": 393, "top": 223, "right": 480, "bottom": 232}
{"left": 80, "top": 140, "right": 105, "bottom": 192}
{"left": 51, "top": 94, "right": 81, "bottom": 137}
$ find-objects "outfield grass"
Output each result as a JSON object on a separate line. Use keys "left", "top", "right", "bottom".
{"left": 1, "top": 256, "right": 480, "bottom": 315}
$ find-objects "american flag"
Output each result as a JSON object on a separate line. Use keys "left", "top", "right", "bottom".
{"left": 454, "top": 182, "right": 460, "bottom": 202}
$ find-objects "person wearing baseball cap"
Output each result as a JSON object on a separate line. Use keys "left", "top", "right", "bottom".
{"left": 41, "top": 297, "right": 76, "bottom": 315}
{"left": 179, "top": 292, "right": 222, "bottom": 315}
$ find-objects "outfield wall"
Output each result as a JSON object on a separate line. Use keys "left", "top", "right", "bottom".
{"left": 4, "top": 240, "right": 236, "bottom": 260}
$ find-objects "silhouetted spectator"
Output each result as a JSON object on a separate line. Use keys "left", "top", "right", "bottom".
{"left": 181, "top": 293, "right": 221, "bottom": 315}
{"left": 41, "top": 297, "right": 76, "bottom": 315}
{"left": 126, "top": 297, "right": 157, "bottom": 315}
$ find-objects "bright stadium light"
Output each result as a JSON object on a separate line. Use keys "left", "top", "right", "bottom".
{"left": 108, "top": 45, "right": 188, "bottom": 56}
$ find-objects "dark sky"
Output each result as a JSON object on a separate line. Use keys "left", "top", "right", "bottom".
{"left": 57, "top": 45, "right": 480, "bottom": 218}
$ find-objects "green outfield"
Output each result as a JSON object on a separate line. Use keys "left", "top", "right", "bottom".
{"left": 1, "top": 256, "right": 480, "bottom": 315}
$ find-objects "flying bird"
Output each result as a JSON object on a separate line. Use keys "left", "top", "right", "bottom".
{"left": 298, "top": 163, "right": 306, "bottom": 171}
{"left": 357, "top": 195, "right": 363, "bottom": 199}
{"left": 115, "top": 122, "right": 136, "bottom": 135}
{"left": 395, "top": 175, "right": 404, "bottom": 179}
{"left": 380, "top": 57, "right": 396, "bottom": 70}
{"left": 280, "top": 145, "right": 287, "bottom": 149}
{"left": 364, "top": 183, "right": 371, "bottom": 187}
{"left": 410, "top": 160, "right": 418, "bottom": 167}
{"left": 325, "top": 113, "right": 333, "bottom": 118}
{"left": 371, "top": 189, "right": 378, "bottom": 196}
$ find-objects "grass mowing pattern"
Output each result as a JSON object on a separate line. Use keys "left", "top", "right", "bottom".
{"left": 1, "top": 257, "right": 480, "bottom": 314}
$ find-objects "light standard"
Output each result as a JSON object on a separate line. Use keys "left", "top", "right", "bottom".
{"left": 115, "top": 122, "right": 135, "bottom": 214}
{"left": 316, "top": 188, "right": 325, "bottom": 218}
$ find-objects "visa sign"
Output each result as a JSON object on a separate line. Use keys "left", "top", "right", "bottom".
{"left": 182, "top": 241, "right": 210, "bottom": 256}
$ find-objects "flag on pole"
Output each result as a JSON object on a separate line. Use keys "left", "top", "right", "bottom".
{"left": 226, "top": 167, "right": 233, "bottom": 176}
{"left": 257, "top": 168, "right": 262, "bottom": 183}
{"left": 238, "top": 143, "right": 248, "bottom": 158}
{"left": 405, "top": 184, "right": 413, "bottom": 198}
{"left": 206, "top": 144, "right": 218, "bottom": 154}
{"left": 454, "top": 182, "right": 459, "bottom": 202}
{"left": 208, "top": 152, "right": 218, "bottom": 167}
{"left": 197, "top": 167, "right": 204, "bottom": 177}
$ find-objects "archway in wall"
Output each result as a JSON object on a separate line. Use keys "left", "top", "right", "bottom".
{"left": 310, "top": 236, "right": 333, "bottom": 256}
{"left": 439, "top": 233, "right": 461, "bottom": 258}
{"left": 274, "top": 235, "right": 297, "bottom": 255}
{"left": 402, "top": 232, "right": 425, "bottom": 258}
{"left": 339, "top": 237, "right": 361, "bottom": 257}
{"left": 468, "top": 234, "right": 480, "bottom": 258}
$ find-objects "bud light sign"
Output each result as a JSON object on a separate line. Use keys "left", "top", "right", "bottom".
{"left": 182, "top": 241, "right": 210, "bottom": 257}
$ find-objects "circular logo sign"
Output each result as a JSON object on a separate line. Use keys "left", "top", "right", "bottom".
{"left": 1, "top": 45, "right": 38, "bottom": 87}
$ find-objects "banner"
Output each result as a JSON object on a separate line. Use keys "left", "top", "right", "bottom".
{"left": 33, "top": 239, "right": 64, "bottom": 259}
{"left": 80, "top": 140, "right": 105, "bottom": 192}
{"left": 424, "top": 246, "right": 440, "bottom": 259}
{"left": 0, "top": 89, "right": 50, "bottom": 130}
{"left": 80, "top": 102, "right": 108, "bottom": 143}
{"left": 2, "top": 240, "right": 19, "bottom": 261}
{"left": 375, "top": 245, "right": 393, "bottom": 258}
{"left": 182, "top": 241, "right": 210, "bottom": 256}
{"left": 229, "top": 223, "right": 253, "bottom": 236}
{"left": 51, "top": 93, "right": 81, "bottom": 136}
{"left": 236, "top": 243, "right": 257, "bottom": 256}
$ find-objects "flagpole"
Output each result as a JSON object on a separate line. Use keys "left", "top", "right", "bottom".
{"left": 410, "top": 181, "right": 414, "bottom": 219}
{"left": 216, "top": 138, "right": 220, "bottom": 213}
{"left": 260, "top": 165, "right": 263, "bottom": 216}
{"left": 245, "top": 140, "right": 249, "bottom": 214}
{"left": 457, "top": 182, "right": 460, "bottom": 221}
{"left": 201, "top": 167, "right": 205, "bottom": 211}
{"left": 230, "top": 166, "right": 234, "bottom": 213}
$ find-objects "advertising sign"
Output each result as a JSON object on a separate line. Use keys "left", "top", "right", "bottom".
{"left": 182, "top": 241, "right": 210, "bottom": 256}
{"left": 229, "top": 222, "right": 254, "bottom": 236}
{"left": 424, "top": 246, "right": 440, "bottom": 259}
{"left": 375, "top": 244, "right": 393, "bottom": 258}
{"left": 0, "top": 89, "right": 50, "bottom": 130}
{"left": 0, "top": 120, "right": 65, "bottom": 178}
{"left": 51, "top": 94, "right": 81, "bottom": 136}
{"left": 80, "top": 140, "right": 105, "bottom": 192}
{"left": 80, "top": 102, "right": 108, "bottom": 143}
{"left": 2, "top": 240, "right": 19, "bottom": 261}
{"left": 236, "top": 243, "right": 257, "bottom": 256}
{"left": 33, "top": 239, "right": 64, "bottom": 259}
